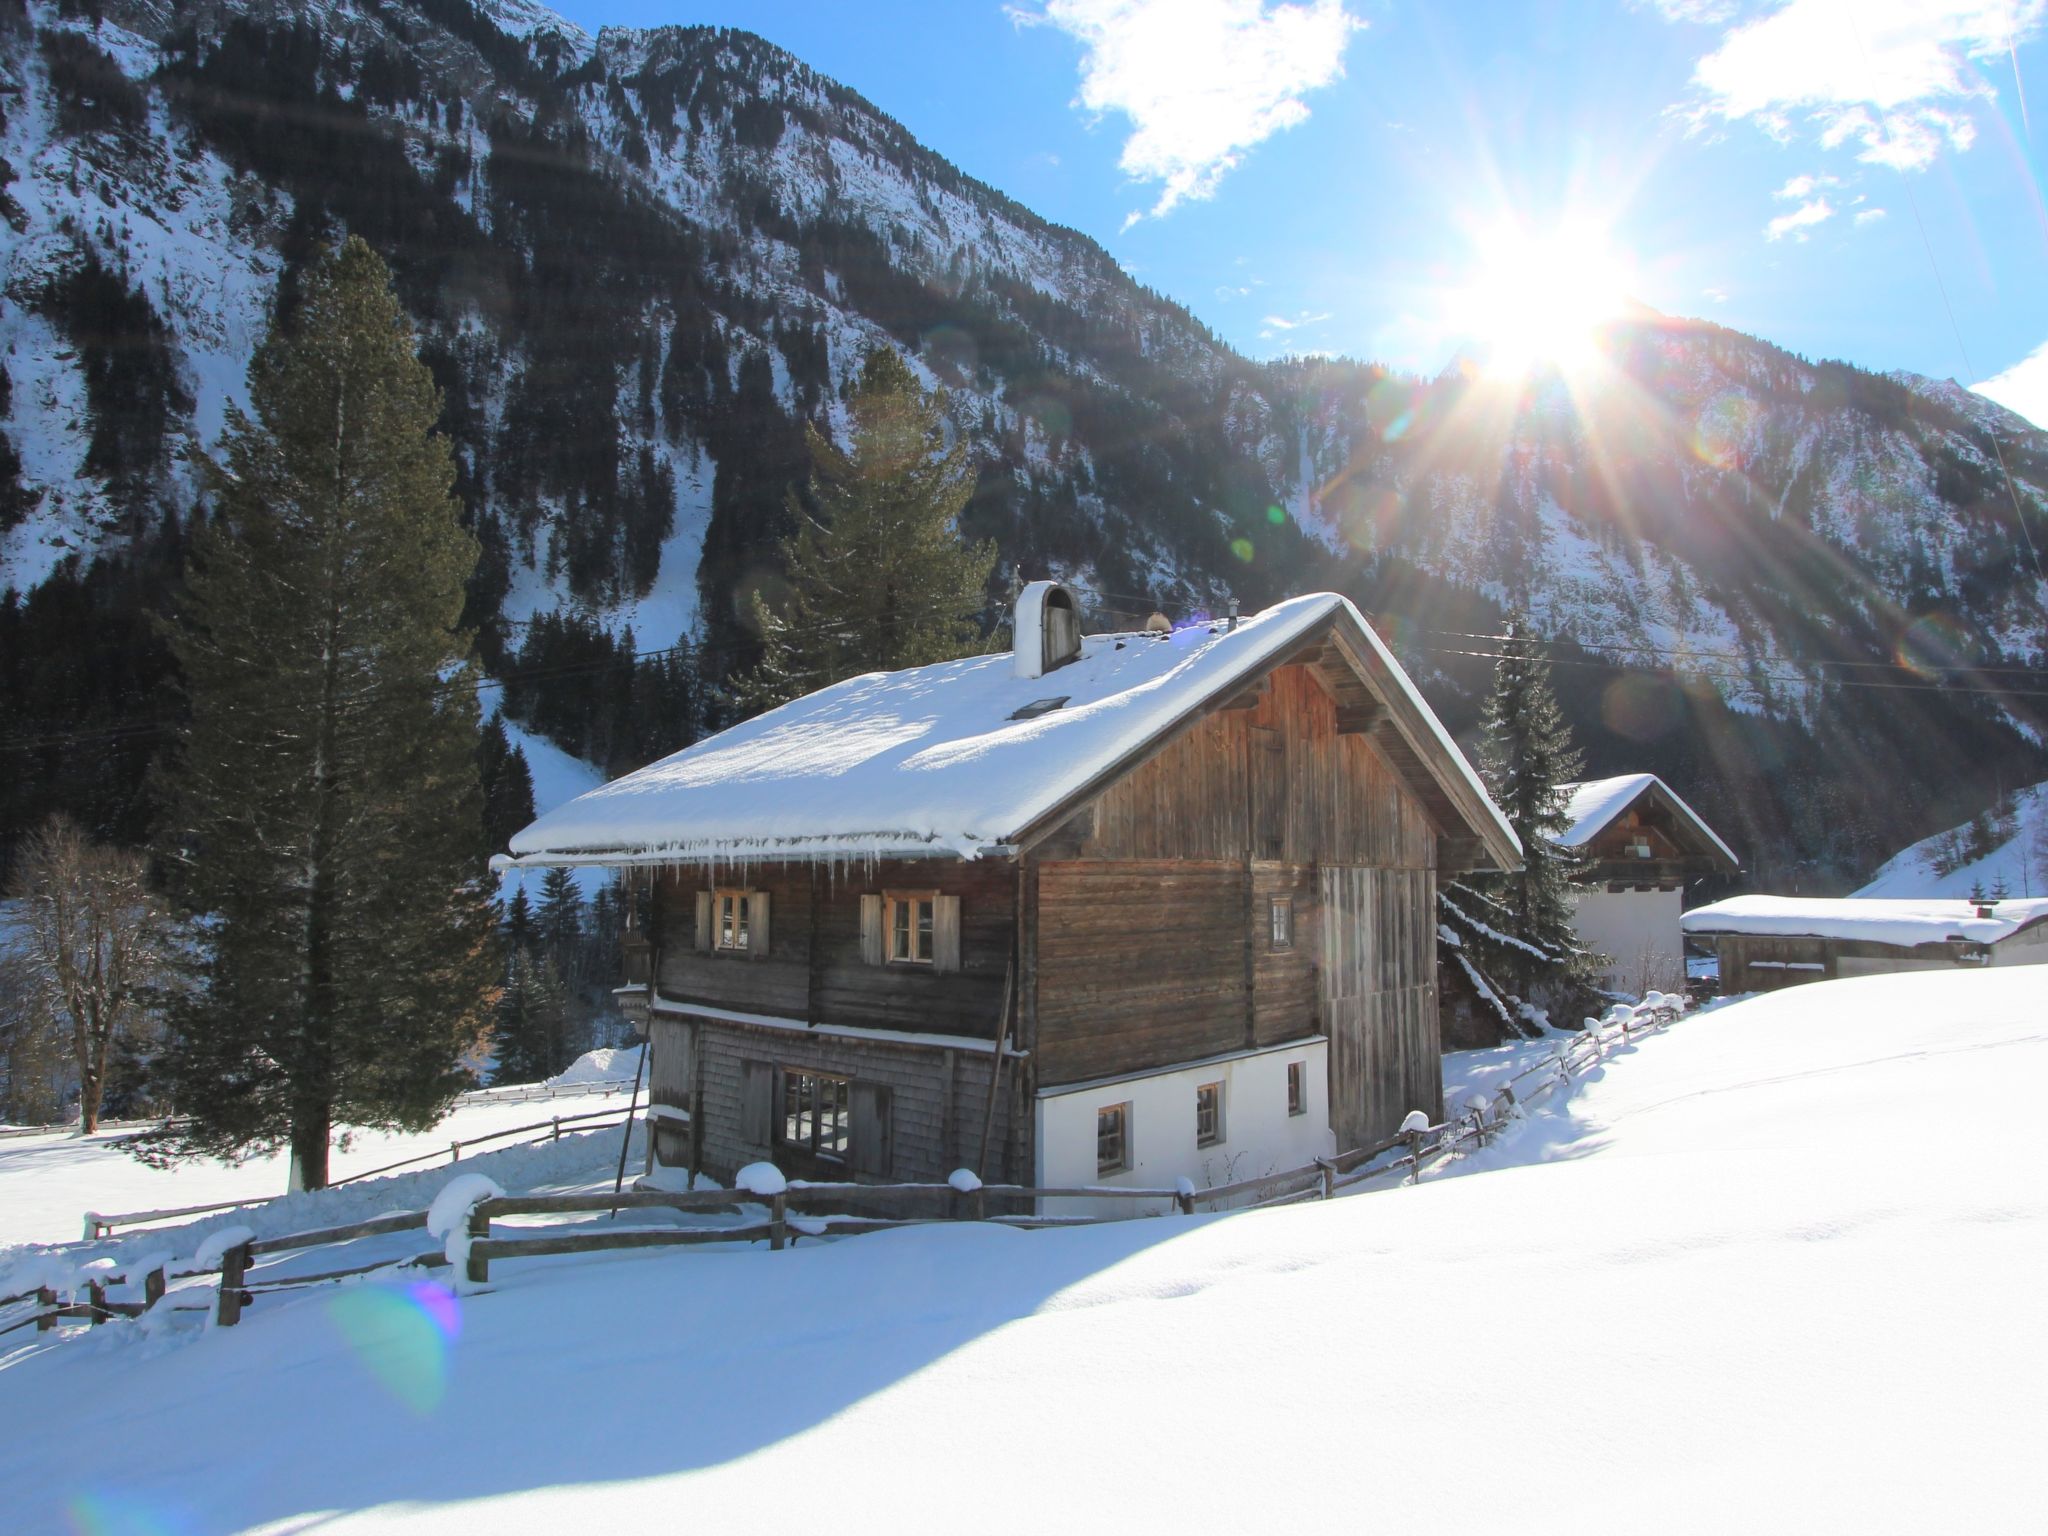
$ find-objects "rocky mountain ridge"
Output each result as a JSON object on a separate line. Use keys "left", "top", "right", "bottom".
{"left": 0, "top": 0, "right": 2043, "bottom": 888}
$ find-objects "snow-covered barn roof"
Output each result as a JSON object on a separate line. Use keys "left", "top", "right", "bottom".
{"left": 498, "top": 592, "right": 1520, "bottom": 871}
{"left": 1559, "top": 773, "right": 1740, "bottom": 870}
{"left": 1681, "top": 895, "right": 2048, "bottom": 947}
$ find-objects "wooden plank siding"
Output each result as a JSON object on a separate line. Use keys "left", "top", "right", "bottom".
{"left": 1029, "top": 664, "right": 1443, "bottom": 1107}
{"left": 651, "top": 860, "right": 1013, "bottom": 1041}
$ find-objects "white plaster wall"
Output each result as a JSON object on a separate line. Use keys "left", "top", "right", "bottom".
{"left": 1571, "top": 887, "right": 1685, "bottom": 993}
{"left": 1834, "top": 956, "right": 1964, "bottom": 979}
{"left": 1035, "top": 1041, "right": 1333, "bottom": 1215}
{"left": 1993, "top": 927, "right": 2048, "bottom": 967}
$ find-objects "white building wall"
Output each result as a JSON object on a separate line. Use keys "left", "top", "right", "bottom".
{"left": 1992, "top": 926, "right": 2048, "bottom": 967}
{"left": 1034, "top": 1040, "right": 1333, "bottom": 1215}
{"left": 1571, "top": 887, "right": 1685, "bottom": 994}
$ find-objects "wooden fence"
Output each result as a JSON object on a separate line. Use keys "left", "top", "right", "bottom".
{"left": 79, "top": 1103, "right": 641, "bottom": 1241}
{"left": 6, "top": 1002, "right": 1683, "bottom": 1339}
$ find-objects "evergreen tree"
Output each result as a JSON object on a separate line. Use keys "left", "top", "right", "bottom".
{"left": 477, "top": 711, "right": 536, "bottom": 852}
{"left": 536, "top": 864, "right": 582, "bottom": 981}
{"left": 152, "top": 237, "right": 496, "bottom": 1190}
{"left": 1460, "top": 614, "right": 1599, "bottom": 1019}
{"left": 741, "top": 347, "right": 996, "bottom": 710}
{"left": 491, "top": 945, "right": 566, "bottom": 1086}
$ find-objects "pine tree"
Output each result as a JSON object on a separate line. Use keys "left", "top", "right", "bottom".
{"left": 491, "top": 946, "right": 566, "bottom": 1086}
{"left": 477, "top": 711, "right": 536, "bottom": 852}
{"left": 1458, "top": 613, "right": 1599, "bottom": 1020}
{"left": 741, "top": 347, "right": 996, "bottom": 711}
{"left": 152, "top": 237, "right": 497, "bottom": 1190}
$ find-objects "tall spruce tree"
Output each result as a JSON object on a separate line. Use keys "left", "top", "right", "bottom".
{"left": 153, "top": 237, "right": 496, "bottom": 1190}
{"left": 741, "top": 347, "right": 996, "bottom": 710}
{"left": 1448, "top": 613, "right": 1600, "bottom": 1022}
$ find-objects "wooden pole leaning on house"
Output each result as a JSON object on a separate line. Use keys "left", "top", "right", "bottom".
{"left": 609, "top": 1022, "right": 651, "bottom": 1219}
{"left": 975, "top": 960, "right": 1016, "bottom": 1183}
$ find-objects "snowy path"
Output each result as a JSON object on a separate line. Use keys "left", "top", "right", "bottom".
{"left": 3, "top": 969, "right": 2046, "bottom": 1533}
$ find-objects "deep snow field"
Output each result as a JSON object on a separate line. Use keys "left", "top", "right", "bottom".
{"left": 4, "top": 970, "right": 2046, "bottom": 1534}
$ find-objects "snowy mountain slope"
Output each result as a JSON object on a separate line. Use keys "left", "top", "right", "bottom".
{"left": 1854, "top": 779, "right": 2048, "bottom": 898}
{"left": 2, "top": 968, "right": 2044, "bottom": 1532}
{"left": 0, "top": 0, "right": 2042, "bottom": 886}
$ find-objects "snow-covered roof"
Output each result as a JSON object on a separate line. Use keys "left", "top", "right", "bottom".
{"left": 502, "top": 592, "right": 1520, "bottom": 870}
{"left": 1559, "top": 773, "right": 1740, "bottom": 868}
{"left": 1681, "top": 895, "right": 2048, "bottom": 947}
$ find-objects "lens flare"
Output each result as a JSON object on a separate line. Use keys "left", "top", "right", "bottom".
{"left": 1265, "top": 504, "right": 1287, "bottom": 526}
{"left": 1602, "top": 674, "right": 1684, "bottom": 742}
{"left": 66, "top": 1491, "right": 189, "bottom": 1536}
{"left": 325, "top": 1281, "right": 462, "bottom": 1416}
{"left": 1230, "top": 537, "right": 1255, "bottom": 563}
{"left": 1895, "top": 612, "right": 1972, "bottom": 679}
{"left": 1451, "top": 216, "right": 1634, "bottom": 379}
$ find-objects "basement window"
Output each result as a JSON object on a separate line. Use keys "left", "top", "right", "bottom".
{"left": 1096, "top": 1102, "right": 1132, "bottom": 1177}
{"left": 715, "top": 889, "right": 750, "bottom": 951}
{"left": 1287, "top": 1061, "right": 1307, "bottom": 1118}
{"left": 781, "top": 1069, "right": 850, "bottom": 1162}
{"left": 1195, "top": 1082, "right": 1224, "bottom": 1148}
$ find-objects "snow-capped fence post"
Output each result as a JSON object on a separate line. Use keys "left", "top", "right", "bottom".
{"left": 87, "top": 1278, "right": 106, "bottom": 1325}
{"left": 551, "top": 1116, "right": 561, "bottom": 1142}
{"left": 465, "top": 1208, "right": 491, "bottom": 1286}
{"left": 450, "top": 1140, "right": 462, "bottom": 1163}
{"left": 1316, "top": 1157, "right": 1337, "bottom": 1202}
{"left": 768, "top": 1191, "right": 788, "bottom": 1251}
{"left": 34, "top": 1286, "right": 56, "bottom": 1332}
{"left": 82, "top": 1211, "right": 104, "bottom": 1242}
{"left": 215, "top": 1242, "right": 251, "bottom": 1327}
{"left": 1400, "top": 1110, "right": 1430, "bottom": 1186}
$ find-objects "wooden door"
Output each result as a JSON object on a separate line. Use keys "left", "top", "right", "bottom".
{"left": 1319, "top": 866, "right": 1440, "bottom": 1151}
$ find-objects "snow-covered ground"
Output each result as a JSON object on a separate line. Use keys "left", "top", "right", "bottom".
{"left": 3, "top": 968, "right": 2044, "bottom": 1532}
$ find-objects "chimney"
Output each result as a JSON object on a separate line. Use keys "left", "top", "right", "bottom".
{"left": 1013, "top": 579, "right": 1083, "bottom": 679}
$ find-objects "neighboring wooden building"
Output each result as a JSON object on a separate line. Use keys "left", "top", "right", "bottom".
{"left": 1682, "top": 895, "right": 2048, "bottom": 992}
{"left": 1558, "top": 774, "right": 1739, "bottom": 994}
{"left": 496, "top": 586, "right": 1520, "bottom": 1197}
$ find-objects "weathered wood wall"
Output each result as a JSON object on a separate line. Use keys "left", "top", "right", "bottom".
{"left": 646, "top": 1010, "right": 1024, "bottom": 1186}
{"left": 1320, "top": 866, "right": 1440, "bottom": 1148}
{"left": 1027, "top": 664, "right": 1443, "bottom": 1133}
{"left": 650, "top": 859, "right": 1013, "bottom": 1040}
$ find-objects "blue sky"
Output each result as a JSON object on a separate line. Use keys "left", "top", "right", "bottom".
{"left": 542, "top": 1, "right": 2048, "bottom": 423}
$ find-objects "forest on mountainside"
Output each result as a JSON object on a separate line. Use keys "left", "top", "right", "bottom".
{"left": 0, "top": 0, "right": 2044, "bottom": 897}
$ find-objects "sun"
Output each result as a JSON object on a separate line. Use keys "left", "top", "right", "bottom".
{"left": 1452, "top": 218, "right": 1634, "bottom": 378}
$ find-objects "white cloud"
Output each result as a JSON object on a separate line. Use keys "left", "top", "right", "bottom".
{"left": 1684, "top": 0, "right": 2042, "bottom": 170}
{"left": 1855, "top": 206, "right": 1889, "bottom": 225}
{"left": 1012, "top": 0, "right": 1364, "bottom": 224}
{"left": 1702, "top": 285, "right": 1730, "bottom": 303}
{"left": 1640, "top": 0, "right": 1743, "bottom": 23}
{"left": 1773, "top": 172, "right": 1837, "bottom": 199}
{"left": 1765, "top": 196, "right": 1835, "bottom": 241}
{"left": 1261, "top": 310, "right": 1332, "bottom": 331}
{"left": 1975, "top": 337, "right": 2048, "bottom": 428}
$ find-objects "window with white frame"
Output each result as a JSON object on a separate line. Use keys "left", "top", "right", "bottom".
{"left": 715, "top": 889, "right": 750, "bottom": 951}
{"left": 1195, "top": 1081, "right": 1224, "bottom": 1147}
{"left": 1286, "top": 1061, "right": 1306, "bottom": 1117}
{"left": 780, "top": 1069, "right": 850, "bottom": 1161}
{"left": 887, "top": 890, "right": 937, "bottom": 965}
{"left": 1096, "top": 1102, "right": 1131, "bottom": 1176}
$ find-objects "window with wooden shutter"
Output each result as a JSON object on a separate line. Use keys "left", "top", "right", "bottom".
{"left": 739, "top": 1060, "right": 775, "bottom": 1147}
{"left": 748, "top": 891, "right": 771, "bottom": 960}
{"left": 859, "top": 894, "right": 884, "bottom": 966}
{"left": 694, "top": 891, "right": 712, "bottom": 951}
{"left": 933, "top": 894, "right": 961, "bottom": 973}
{"left": 850, "top": 1081, "right": 894, "bottom": 1176}
{"left": 885, "top": 890, "right": 938, "bottom": 965}
{"left": 714, "top": 889, "right": 749, "bottom": 952}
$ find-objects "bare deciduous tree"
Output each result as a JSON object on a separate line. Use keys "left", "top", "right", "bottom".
{"left": 4, "top": 817, "right": 178, "bottom": 1132}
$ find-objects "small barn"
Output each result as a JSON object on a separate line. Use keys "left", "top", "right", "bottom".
{"left": 497, "top": 586, "right": 1520, "bottom": 1197}
{"left": 1681, "top": 895, "right": 2048, "bottom": 992}
{"left": 1558, "top": 773, "right": 1740, "bottom": 994}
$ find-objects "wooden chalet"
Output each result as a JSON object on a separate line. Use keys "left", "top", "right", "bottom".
{"left": 496, "top": 585, "right": 1520, "bottom": 1196}
{"left": 1682, "top": 895, "right": 2048, "bottom": 992}
{"left": 1557, "top": 773, "right": 1739, "bottom": 994}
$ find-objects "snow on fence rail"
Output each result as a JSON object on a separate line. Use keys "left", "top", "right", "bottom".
{"left": 10, "top": 999, "right": 1686, "bottom": 1339}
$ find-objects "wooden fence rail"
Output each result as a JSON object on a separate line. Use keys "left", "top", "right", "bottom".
{"left": 16, "top": 1002, "right": 1684, "bottom": 1337}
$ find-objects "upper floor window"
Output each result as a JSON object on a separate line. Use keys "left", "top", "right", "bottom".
{"left": 1269, "top": 895, "right": 1294, "bottom": 950}
{"left": 888, "top": 891, "right": 937, "bottom": 965}
{"left": 781, "top": 1069, "right": 850, "bottom": 1162}
{"left": 716, "top": 889, "right": 750, "bottom": 951}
